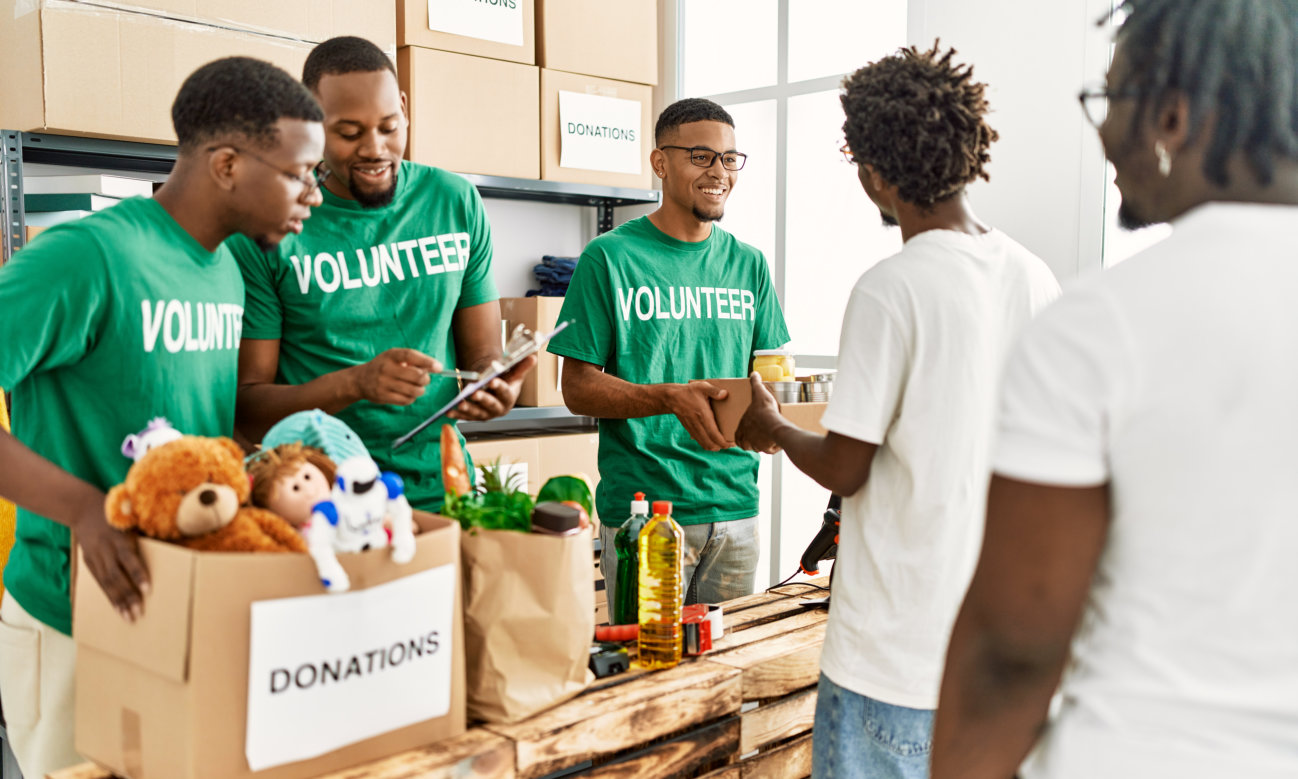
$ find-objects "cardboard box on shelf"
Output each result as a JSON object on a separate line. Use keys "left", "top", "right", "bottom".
{"left": 24, "top": 225, "right": 47, "bottom": 242}
{"left": 541, "top": 69, "right": 653, "bottom": 190}
{"left": 74, "top": 512, "right": 465, "bottom": 779}
{"left": 397, "top": 0, "right": 534, "bottom": 64}
{"left": 536, "top": 0, "right": 657, "bottom": 85}
{"left": 464, "top": 435, "right": 542, "bottom": 496}
{"left": 117, "top": 0, "right": 396, "bottom": 52}
{"left": 536, "top": 431, "right": 599, "bottom": 523}
{"left": 499, "top": 296, "right": 566, "bottom": 407}
{"left": 705, "top": 377, "right": 828, "bottom": 441}
{"left": 0, "top": 0, "right": 313, "bottom": 145}
{"left": 399, "top": 47, "right": 540, "bottom": 179}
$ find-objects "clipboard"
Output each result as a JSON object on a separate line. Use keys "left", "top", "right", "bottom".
{"left": 390, "top": 320, "right": 570, "bottom": 450}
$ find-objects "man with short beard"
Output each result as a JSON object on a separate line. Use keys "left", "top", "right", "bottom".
{"left": 549, "top": 98, "right": 790, "bottom": 606}
{"left": 231, "top": 37, "right": 530, "bottom": 512}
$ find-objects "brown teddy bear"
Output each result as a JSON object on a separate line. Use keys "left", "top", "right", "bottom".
{"left": 105, "top": 436, "right": 306, "bottom": 553}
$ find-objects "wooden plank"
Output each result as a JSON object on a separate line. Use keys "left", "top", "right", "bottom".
{"left": 581, "top": 716, "right": 739, "bottom": 779}
{"left": 711, "top": 609, "right": 826, "bottom": 654}
{"left": 48, "top": 765, "right": 112, "bottom": 779}
{"left": 696, "top": 766, "right": 743, "bottom": 779}
{"left": 724, "top": 597, "right": 825, "bottom": 633}
{"left": 739, "top": 688, "right": 817, "bottom": 753}
{"left": 720, "top": 578, "right": 828, "bottom": 615}
{"left": 484, "top": 660, "right": 742, "bottom": 779}
{"left": 710, "top": 623, "right": 827, "bottom": 700}
{"left": 739, "top": 732, "right": 813, "bottom": 779}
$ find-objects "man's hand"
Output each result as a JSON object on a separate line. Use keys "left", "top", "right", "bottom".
{"left": 74, "top": 501, "right": 150, "bottom": 623}
{"left": 449, "top": 354, "right": 537, "bottom": 422}
{"left": 670, "top": 381, "right": 733, "bottom": 451}
{"left": 735, "top": 373, "right": 785, "bottom": 454}
{"left": 350, "top": 348, "right": 441, "bottom": 406}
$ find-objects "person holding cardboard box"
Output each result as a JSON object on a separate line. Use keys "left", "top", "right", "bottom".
{"left": 550, "top": 99, "right": 790, "bottom": 607}
{"left": 733, "top": 46, "right": 1059, "bottom": 779}
{"left": 0, "top": 57, "right": 326, "bottom": 779}
{"left": 233, "top": 36, "right": 531, "bottom": 512}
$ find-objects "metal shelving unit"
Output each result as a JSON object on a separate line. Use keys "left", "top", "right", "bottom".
{"left": 1, "top": 130, "right": 660, "bottom": 262}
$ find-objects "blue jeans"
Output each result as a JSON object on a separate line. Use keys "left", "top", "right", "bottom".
{"left": 813, "top": 673, "right": 934, "bottom": 779}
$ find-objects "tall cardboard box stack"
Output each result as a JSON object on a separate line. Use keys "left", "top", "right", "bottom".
{"left": 396, "top": 0, "right": 540, "bottom": 178}
{"left": 0, "top": 0, "right": 397, "bottom": 145}
{"left": 499, "top": 296, "right": 566, "bottom": 407}
{"left": 536, "top": 0, "right": 656, "bottom": 189}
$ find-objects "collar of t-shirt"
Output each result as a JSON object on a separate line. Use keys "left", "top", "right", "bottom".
{"left": 141, "top": 197, "right": 222, "bottom": 265}
{"left": 902, "top": 226, "right": 1003, "bottom": 250}
{"left": 638, "top": 216, "right": 716, "bottom": 253}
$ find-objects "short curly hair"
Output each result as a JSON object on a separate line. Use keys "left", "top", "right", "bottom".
{"left": 303, "top": 36, "right": 397, "bottom": 92}
{"left": 655, "top": 98, "right": 734, "bottom": 145}
{"left": 172, "top": 57, "right": 322, "bottom": 151}
{"left": 841, "top": 44, "right": 997, "bottom": 208}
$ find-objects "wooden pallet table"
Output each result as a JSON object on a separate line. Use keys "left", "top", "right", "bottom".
{"left": 50, "top": 579, "right": 829, "bottom": 779}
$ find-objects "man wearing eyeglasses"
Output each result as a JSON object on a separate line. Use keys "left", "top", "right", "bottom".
{"left": 231, "top": 36, "right": 530, "bottom": 512}
{"left": 734, "top": 45, "right": 1058, "bottom": 778}
{"left": 0, "top": 57, "right": 324, "bottom": 779}
{"left": 549, "top": 98, "right": 790, "bottom": 607}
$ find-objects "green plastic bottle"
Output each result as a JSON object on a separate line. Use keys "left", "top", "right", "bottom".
{"left": 613, "top": 492, "right": 650, "bottom": 625}
{"left": 637, "top": 500, "right": 684, "bottom": 670}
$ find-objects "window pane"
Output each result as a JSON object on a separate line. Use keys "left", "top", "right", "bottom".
{"left": 788, "top": 1, "right": 907, "bottom": 84}
{"left": 784, "top": 90, "right": 902, "bottom": 356}
{"left": 715, "top": 100, "right": 777, "bottom": 266}
{"left": 682, "top": 0, "right": 778, "bottom": 96}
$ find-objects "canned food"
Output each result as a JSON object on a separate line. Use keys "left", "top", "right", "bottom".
{"left": 764, "top": 381, "right": 802, "bottom": 403}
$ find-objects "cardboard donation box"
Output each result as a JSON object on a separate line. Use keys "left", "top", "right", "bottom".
{"left": 500, "top": 296, "right": 566, "bottom": 406}
{"left": 706, "top": 377, "right": 829, "bottom": 441}
{"left": 118, "top": 0, "right": 397, "bottom": 52}
{"left": 74, "top": 512, "right": 465, "bottom": 779}
{"left": 537, "top": 0, "right": 657, "bottom": 85}
{"left": 397, "top": 0, "right": 535, "bottom": 64}
{"left": 399, "top": 47, "right": 540, "bottom": 178}
{"left": 541, "top": 69, "right": 653, "bottom": 189}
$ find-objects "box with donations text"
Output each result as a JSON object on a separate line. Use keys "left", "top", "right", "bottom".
{"left": 73, "top": 511, "right": 466, "bottom": 779}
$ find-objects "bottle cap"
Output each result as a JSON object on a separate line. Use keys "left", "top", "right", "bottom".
{"left": 652, "top": 500, "right": 672, "bottom": 516}
{"left": 631, "top": 492, "right": 649, "bottom": 515}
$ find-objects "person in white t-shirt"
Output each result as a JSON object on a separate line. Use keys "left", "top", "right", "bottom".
{"left": 735, "top": 44, "right": 1060, "bottom": 779}
{"left": 931, "top": 3, "right": 1298, "bottom": 779}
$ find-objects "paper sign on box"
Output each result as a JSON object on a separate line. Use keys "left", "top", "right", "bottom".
{"left": 246, "top": 564, "right": 456, "bottom": 771}
{"left": 558, "top": 90, "right": 643, "bottom": 175}
{"left": 428, "top": 0, "right": 524, "bottom": 46}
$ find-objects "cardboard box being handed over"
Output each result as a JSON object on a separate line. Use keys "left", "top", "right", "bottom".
{"left": 704, "top": 377, "right": 828, "bottom": 443}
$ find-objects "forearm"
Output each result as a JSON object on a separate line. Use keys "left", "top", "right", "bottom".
{"left": 236, "top": 369, "right": 361, "bottom": 442}
{"left": 771, "top": 424, "right": 871, "bottom": 496}
{"left": 0, "top": 430, "right": 103, "bottom": 529}
{"left": 562, "top": 369, "right": 677, "bottom": 419}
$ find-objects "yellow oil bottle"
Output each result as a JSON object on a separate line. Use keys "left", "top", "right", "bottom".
{"left": 637, "top": 500, "right": 684, "bottom": 669}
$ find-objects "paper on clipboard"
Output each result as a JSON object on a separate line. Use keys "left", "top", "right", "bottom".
{"left": 390, "top": 320, "right": 570, "bottom": 450}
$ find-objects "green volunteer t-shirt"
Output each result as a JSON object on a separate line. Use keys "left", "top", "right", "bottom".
{"left": 548, "top": 216, "right": 790, "bottom": 526}
{"left": 0, "top": 198, "right": 245, "bottom": 635}
{"left": 230, "top": 161, "right": 498, "bottom": 510}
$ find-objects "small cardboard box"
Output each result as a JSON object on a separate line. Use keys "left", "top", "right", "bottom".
{"left": 537, "top": 0, "right": 657, "bottom": 85}
{"left": 117, "top": 0, "right": 397, "bottom": 52}
{"left": 541, "top": 69, "right": 653, "bottom": 189}
{"left": 0, "top": 0, "right": 313, "bottom": 144}
{"left": 464, "top": 435, "right": 542, "bottom": 495}
{"left": 399, "top": 47, "right": 540, "bottom": 178}
{"left": 706, "top": 377, "right": 828, "bottom": 441}
{"left": 500, "top": 296, "right": 566, "bottom": 407}
{"left": 536, "top": 431, "right": 599, "bottom": 523}
{"left": 397, "top": 0, "right": 535, "bottom": 64}
{"left": 74, "top": 512, "right": 465, "bottom": 779}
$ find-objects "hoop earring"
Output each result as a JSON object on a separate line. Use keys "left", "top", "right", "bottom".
{"left": 1155, "top": 141, "right": 1173, "bottom": 177}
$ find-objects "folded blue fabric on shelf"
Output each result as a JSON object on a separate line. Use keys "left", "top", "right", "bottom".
{"left": 527, "top": 255, "right": 579, "bottom": 297}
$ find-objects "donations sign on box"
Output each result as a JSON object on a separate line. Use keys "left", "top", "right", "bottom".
{"left": 558, "top": 90, "right": 643, "bottom": 175}
{"left": 245, "top": 564, "right": 457, "bottom": 771}
{"left": 427, "top": 0, "right": 524, "bottom": 45}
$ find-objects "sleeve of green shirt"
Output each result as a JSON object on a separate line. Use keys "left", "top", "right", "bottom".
{"left": 750, "top": 249, "right": 791, "bottom": 353}
{"left": 456, "top": 185, "right": 498, "bottom": 309}
{"left": 0, "top": 226, "right": 109, "bottom": 387}
{"left": 548, "top": 248, "right": 615, "bottom": 367}
{"left": 228, "top": 233, "right": 284, "bottom": 340}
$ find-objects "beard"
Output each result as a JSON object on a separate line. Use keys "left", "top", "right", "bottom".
{"left": 254, "top": 235, "right": 278, "bottom": 252}
{"left": 348, "top": 169, "right": 399, "bottom": 209}
{"left": 693, "top": 205, "right": 724, "bottom": 222}
{"left": 1117, "top": 199, "right": 1155, "bottom": 231}
{"left": 879, "top": 209, "right": 900, "bottom": 227}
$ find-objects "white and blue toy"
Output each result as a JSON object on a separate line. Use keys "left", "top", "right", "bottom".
{"left": 306, "top": 456, "right": 417, "bottom": 593}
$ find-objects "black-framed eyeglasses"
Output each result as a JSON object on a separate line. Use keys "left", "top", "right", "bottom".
{"left": 1077, "top": 84, "right": 1139, "bottom": 129}
{"left": 208, "top": 145, "right": 330, "bottom": 200}
{"left": 658, "top": 145, "right": 748, "bottom": 171}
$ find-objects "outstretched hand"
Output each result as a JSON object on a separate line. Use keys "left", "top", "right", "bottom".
{"left": 735, "top": 373, "right": 784, "bottom": 454}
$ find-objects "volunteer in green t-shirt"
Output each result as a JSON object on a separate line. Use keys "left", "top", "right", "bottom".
{"left": 232, "top": 37, "right": 531, "bottom": 510}
{"left": 549, "top": 99, "right": 790, "bottom": 606}
{"left": 0, "top": 58, "right": 324, "bottom": 779}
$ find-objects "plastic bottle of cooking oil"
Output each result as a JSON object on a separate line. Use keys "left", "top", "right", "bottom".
{"left": 637, "top": 500, "right": 684, "bottom": 669}
{"left": 613, "top": 492, "right": 651, "bottom": 625}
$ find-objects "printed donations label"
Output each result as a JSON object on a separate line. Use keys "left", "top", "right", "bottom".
{"left": 559, "top": 90, "right": 643, "bottom": 175}
{"left": 245, "top": 564, "right": 456, "bottom": 771}
{"left": 427, "top": 0, "right": 524, "bottom": 46}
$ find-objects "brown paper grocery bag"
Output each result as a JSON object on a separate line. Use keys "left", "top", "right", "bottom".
{"left": 461, "top": 526, "right": 595, "bottom": 723}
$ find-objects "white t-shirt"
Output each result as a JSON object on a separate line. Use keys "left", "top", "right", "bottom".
{"left": 819, "top": 228, "right": 1060, "bottom": 709}
{"left": 998, "top": 203, "right": 1298, "bottom": 779}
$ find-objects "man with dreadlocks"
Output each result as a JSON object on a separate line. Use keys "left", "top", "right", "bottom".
{"left": 735, "top": 44, "right": 1058, "bottom": 778}
{"left": 932, "top": 2, "right": 1298, "bottom": 778}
